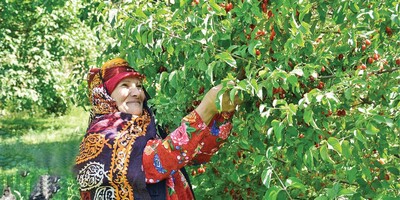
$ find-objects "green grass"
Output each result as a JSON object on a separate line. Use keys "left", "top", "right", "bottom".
{"left": 0, "top": 107, "right": 89, "bottom": 199}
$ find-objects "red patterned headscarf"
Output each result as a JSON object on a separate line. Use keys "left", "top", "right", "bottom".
{"left": 87, "top": 58, "right": 145, "bottom": 116}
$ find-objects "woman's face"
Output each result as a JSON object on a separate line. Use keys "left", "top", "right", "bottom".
{"left": 111, "top": 77, "right": 145, "bottom": 116}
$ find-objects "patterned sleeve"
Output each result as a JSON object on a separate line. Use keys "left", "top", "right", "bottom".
{"left": 189, "top": 112, "right": 234, "bottom": 165}
{"left": 142, "top": 111, "right": 234, "bottom": 183}
{"left": 142, "top": 110, "right": 208, "bottom": 183}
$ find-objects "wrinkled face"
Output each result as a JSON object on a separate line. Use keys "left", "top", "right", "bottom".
{"left": 111, "top": 77, "right": 145, "bottom": 116}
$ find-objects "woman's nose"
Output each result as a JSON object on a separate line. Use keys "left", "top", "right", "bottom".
{"left": 129, "top": 86, "right": 140, "bottom": 96}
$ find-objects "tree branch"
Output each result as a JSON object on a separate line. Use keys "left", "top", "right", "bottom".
{"left": 320, "top": 67, "right": 400, "bottom": 79}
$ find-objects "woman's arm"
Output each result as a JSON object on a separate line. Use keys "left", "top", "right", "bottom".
{"left": 142, "top": 110, "right": 210, "bottom": 183}
{"left": 142, "top": 84, "right": 239, "bottom": 183}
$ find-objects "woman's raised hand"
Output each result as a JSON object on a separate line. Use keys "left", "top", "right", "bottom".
{"left": 195, "top": 83, "right": 240, "bottom": 124}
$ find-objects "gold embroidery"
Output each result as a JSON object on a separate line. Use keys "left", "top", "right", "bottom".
{"left": 88, "top": 71, "right": 118, "bottom": 115}
{"left": 76, "top": 134, "right": 111, "bottom": 164}
{"left": 109, "top": 111, "right": 150, "bottom": 200}
{"left": 101, "top": 58, "right": 129, "bottom": 78}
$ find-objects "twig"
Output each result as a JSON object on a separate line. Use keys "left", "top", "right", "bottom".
{"left": 266, "top": 159, "right": 294, "bottom": 200}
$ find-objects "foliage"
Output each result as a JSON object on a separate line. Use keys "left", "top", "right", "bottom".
{"left": 79, "top": 0, "right": 400, "bottom": 199}
{"left": 0, "top": 0, "right": 98, "bottom": 115}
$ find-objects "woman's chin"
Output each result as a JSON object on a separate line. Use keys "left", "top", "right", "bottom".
{"left": 127, "top": 108, "right": 143, "bottom": 116}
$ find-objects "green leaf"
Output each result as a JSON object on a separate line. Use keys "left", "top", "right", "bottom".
{"left": 327, "top": 183, "right": 341, "bottom": 199}
{"left": 265, "top": 146, "right": 274, "bottom": 160}
{"left": 338, "top": 188, "right": 355, "bottom": 196}
{"left": 346, "top": 167, "right": 357, "bottom": 184}
{"left": 354, "top": 130, "right": 367, "bottom": 144}
{"left": 135, "top": 7, "right": 148, "bottom": 18}
{"left": 341, "top": 140, "right": 351, "bottom": 159}
{"left": 320, "top": 144, "right": 335, "bottom": 164}
{"left": 169, "top": 71, "right": 177, "bottom": 87}
{"left": 365, "top": 123, "right": 379, "bottom": 135}
{"left": 215, "top": 52, "right": 236, "bottom": 67}
{"left": 303, "top": 108, "right": 313, "bottom": 124}
{"left": 287, "top": 75, "right": 298, "bottom": 86}
{"left": 344, "top": 88, "right": 352, "bottom": 100}
{"left": 253, "top": 155, "right": 265, "bottom": 166}
{"left": 263, "top": 186, "right": 281, "bottom": 200}
{"left": 304, "top": 148, "right": 314, "bottom": 170}
{"left": 327, "top": 137, "right": 342, "bottom": 154}
{"left": 294, "top": 32, "right": 305, "bottom": 47}
{"left": 362, "top": 165, "right": 372, "bottom": 180}
{"left": 262, "top": 167, "right": 273, "bottom": 188}
{"left": 387, "top": 167, "right": 399, "bottom": 175}
{"left": 209, "top": 0, "right": 225, "bottom": 15}
{"left": 285, "top": 177, "right": 306, "bottom": 191}
{"left": 229, "top": 88, "right": 237, "bottom": 104}
{"left": 271, "top": 120, "right": 283, "bottom": 144}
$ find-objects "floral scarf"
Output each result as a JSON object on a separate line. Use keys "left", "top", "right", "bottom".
{"left": 74, "top": 68, "right": 157, "bottom": 200}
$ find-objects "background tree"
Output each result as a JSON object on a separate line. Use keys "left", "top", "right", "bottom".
{"left": 78, "top": 0, "right": 400, "bottom": 199}
{"left": 0, "top": 0, "right": 98, "bottom": 115}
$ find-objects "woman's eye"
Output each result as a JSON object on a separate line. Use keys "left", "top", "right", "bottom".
{"left": 136, "top": 84, "right": 143, "bottom": 88}
{"left": 121, "top": 84, "right": 129, "bottom": 87}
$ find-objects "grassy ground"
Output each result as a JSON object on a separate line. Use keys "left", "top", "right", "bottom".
{"left": 0, "top": 107, "right": 89, "bottom": 199}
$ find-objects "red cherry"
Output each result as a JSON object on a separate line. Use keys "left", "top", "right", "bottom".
{"left": 315, "top": 143, "right": 320, "bottom": 148}
{"left": 385, "top": 26, "right": 392, "bottom": 36}
{"left": 365, "top": 39, "right": 371, "bottom": 46}
{"left": 249, "top": 24, "right": 256, "bottom": 31}
{"left": 385, "top": 174, "right": 390, "bottom": 180}
{"left": 396, "top": 58, "right": 400, "bottom": 66}
{"left": 192, "top": 100, "right": 201, "bottom": 106}
{"left": 255, "top": 49, "right": 261, "bottom": 56}
{"left": 361, "top": 44, "right": 367, "bottom": 51}
{"left": 321, "top": 66, "right": 326, "bottom": 73}
{"left": 373, "top": 53, "right": 380, "bottom": 60}
{"left": 158, "top": 66, "right": 167, "bottom": 73}
{"left": 198, "top": 86, "right": 205, "bottom": 94}
{"left": 358, "top": 64, "right": 367, "bottom": 70}
{"left": 261, "top": 3, "right": 267, "bottom": 13}
{"left": 368, "top": 57, "right": 374, "bottom": 64}
{"left": 267, "top": 10, "right": 273, "bottom": 18}
{"left": 299, "top": 133, "right": 305, "bottom": 138}
{"left": 317, "top": 81, "right": 324, "bottom": 89}
{"left": 288, "top": 61, "right": 294, "bottom": 68}
{"left": 256, "top": 30, "right": 266, "bottom": 37}
{"left": 256, "top": 101, "right": 261, "bottom": 108}
{"left": 225, "top": 3, "right": 233, "bottom": 12}
{"left": 269, "top": 28, "right": 276, "bottom": 41}
{"left": 186, "top": 106, "right": 195, "bottom": 113}
{"left": 224, "top": 187, "right": 229, "bottom": 193}
{"left": 192, "top": 0, "right": 199, "bottom": 5}
{"left": 337, "top": 109, "right": 346, "bottom": 116}
{"left": 191, "top": 170, "right": 197, "bottom": 176}
{"left": 197, "top": 167, "right": 205, "bottom": 174}
{"left": 325, "top": 110, "right": 332, "bottom": 117}
{"left": 318, "top": 135, "right": 323, "bottom": 140}
{"left": 338, "top": 54, "right": 344, "bottom": 60}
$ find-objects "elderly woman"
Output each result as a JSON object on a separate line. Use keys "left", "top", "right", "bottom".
{"left": 74, "top": 58, "right": 238, "bottom": 200}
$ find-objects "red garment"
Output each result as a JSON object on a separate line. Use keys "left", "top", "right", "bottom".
{"left": 143, "top": 110, "right": 233, "bottom": 199}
